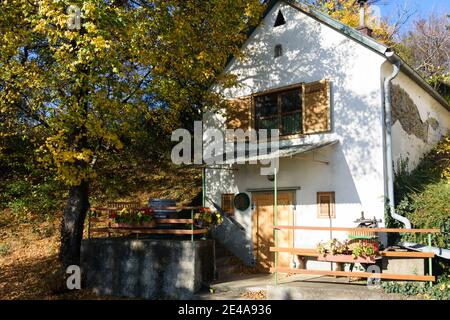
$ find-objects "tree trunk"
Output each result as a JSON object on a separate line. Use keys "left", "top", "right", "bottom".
{"left": 60, "top": 180, "right": 90, "bottom": 269}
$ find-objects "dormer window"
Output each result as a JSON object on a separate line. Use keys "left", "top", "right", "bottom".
{"left": 274, "top": 10, "right": 286, "bottom": 27}
{"left": 274, "top": 44, "right": 283, "bottom": 58}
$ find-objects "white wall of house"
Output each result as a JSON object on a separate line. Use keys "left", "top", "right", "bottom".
{"left": 205, "top": 1, "right": 390, "bottom": 267}
{"left": 385, "top": 66, "right": 450, "bottom": 172}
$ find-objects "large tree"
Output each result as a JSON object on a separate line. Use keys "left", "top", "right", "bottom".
{"left": 396, "top": 12, "right": 450, "bottom": 96}
{"left": 0, "top": 0, "right": 263, "bottom": 270}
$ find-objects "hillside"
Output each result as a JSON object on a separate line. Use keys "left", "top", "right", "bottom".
{"left": 0, "top": 165, "right": 201, "bottom": 299}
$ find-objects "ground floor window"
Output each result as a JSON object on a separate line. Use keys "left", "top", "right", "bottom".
{"left": 317, "top": 192, "right": 335, "bottom": 219}
{"left": 221, "top": 193, "right": 234, "bottom": 216}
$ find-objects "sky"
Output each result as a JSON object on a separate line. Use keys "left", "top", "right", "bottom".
{"left": 377, "top": 0, "right": 450, "bottom": 32}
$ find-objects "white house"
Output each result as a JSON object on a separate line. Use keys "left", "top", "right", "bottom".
{"left": 203, "top": 0, "right": 450, "bottom": 272}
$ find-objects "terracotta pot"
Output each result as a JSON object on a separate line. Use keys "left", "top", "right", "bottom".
{"left": 317, "top": 254, "right": 377, "bottom": 264}
{"left": 115, "top": 221, "right": 156, "bottom": 228}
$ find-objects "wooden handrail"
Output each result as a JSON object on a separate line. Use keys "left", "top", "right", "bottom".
{"left": 270, "top": 267, "right": 436, "bottom": 282}
{"left": 90, "top": 227, "right": 208, "bottom": 235}
{"left": 272, "top": 225, "right": 440, "bottom": 233}
{"left": 270, "top": 247, "right": 435, "bottom": 258}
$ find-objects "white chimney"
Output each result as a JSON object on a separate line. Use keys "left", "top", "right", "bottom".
{"left": 356, "top": 0, "right": 373, "bottom": 37}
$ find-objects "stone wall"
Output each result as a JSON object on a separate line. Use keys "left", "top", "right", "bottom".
{"left": 391, "top": 84, "right": 430, "bottom": 143}
{"left": 81, "top": 238, "right": 215, "bottom": 299}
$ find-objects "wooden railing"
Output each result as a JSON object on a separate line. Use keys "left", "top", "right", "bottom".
{"left": 270, "top": 225, "right": 441, "bottom": 285}
{"left": 86, "top": 203, "right": 208, "bottom": 241}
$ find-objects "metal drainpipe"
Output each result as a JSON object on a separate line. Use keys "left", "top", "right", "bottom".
{"left": 384, "top": 51, "right": 412, "bottom": 229}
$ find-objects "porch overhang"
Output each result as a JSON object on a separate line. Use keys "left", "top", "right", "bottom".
{"left": 220, "top": 140, "right": 339, "bottom": 165}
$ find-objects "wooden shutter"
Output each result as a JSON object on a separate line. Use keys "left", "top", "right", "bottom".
{"left": 225, "top": 97, "right": 252, "bottom": 130}
{"left": 317, "top": 192, "right": 335, "bottom": 219}
{"left": 221, "top": 194, "right": 234, "bottom": 216}
{"left": 302, "top": 80, "right": 331, "bottom": 134}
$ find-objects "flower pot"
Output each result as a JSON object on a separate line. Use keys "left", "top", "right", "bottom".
{"left": 115, "top": 221, "right": 156, "bottom": 228}
{"left": 317, "top": 254, "right": 377, "bottom": 264}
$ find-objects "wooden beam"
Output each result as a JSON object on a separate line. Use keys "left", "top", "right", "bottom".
{"left": 270, "top": 267, "right": 436, "bottom": 282}
{"left": 90, "top": 228, "right": 208, "bottom": 235}
{"left": 156, "top": 219, "right": 194, "bottom": 224}
{"left": 90, "top": 206, "right": 203, "bottom": 212}
{"left": 270, "top": 247, "right": 319, "bottom": 257}
{"left": 273, "top": 225, "right": 440, "bottom": 233}
{"left": 381, "top": 251, "right": 434, "bottom": 258}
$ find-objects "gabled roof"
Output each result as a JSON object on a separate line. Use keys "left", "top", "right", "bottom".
{"left": 244, "top": 0, "right": 450, "bottom": 111}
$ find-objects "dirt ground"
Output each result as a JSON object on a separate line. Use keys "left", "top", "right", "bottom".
{"left": 0, "top": 212, "right": 108, "bottom": 300}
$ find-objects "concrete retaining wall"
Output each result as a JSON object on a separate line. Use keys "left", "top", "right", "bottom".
{"left": 81, "top": 238, "right": 215, "bottom": 299}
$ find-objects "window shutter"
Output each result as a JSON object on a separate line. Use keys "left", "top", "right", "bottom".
{"left": 221, "top": 194, "right": 235, "bottom": 216}
{"left": 302, "top": 80, "right": 331, "bottom": 134}
{"left": 226, "top": 97, "right": 252, "bottom": 130}
{"left": 317, "top": 192, "right": 335, "bottom": 219}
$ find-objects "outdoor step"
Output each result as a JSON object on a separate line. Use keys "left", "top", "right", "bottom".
{"left": 216, "top": 256, "right": 235, "bottom": 265}
{"left": 266, "top": 284, "right": 416, "bottom": 300}
{"left": 215, "top": 251, "right": 234, "bottom": 258}
{"left": 216, "top": 264, "right": 240, "bottom": 278}
{"left": 215, "top": 244, "right": 234, "bottom": 256}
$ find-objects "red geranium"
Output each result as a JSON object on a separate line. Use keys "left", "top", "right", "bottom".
{"left": 139, "top": 207, "right": 155, "bottom": 216}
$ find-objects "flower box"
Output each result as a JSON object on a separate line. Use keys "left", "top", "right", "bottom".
{"left": 317, "top": 254, "right": 377, "bottom": 264}
{"left": 115, "top": 221, "right": 157, "bottom": 228}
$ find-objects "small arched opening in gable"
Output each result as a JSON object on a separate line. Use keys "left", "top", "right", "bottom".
{"left": 274, "top": 44, "right": 283, "bottom": 58}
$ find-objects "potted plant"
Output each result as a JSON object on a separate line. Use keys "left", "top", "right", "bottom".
{"left": 111, "top": 207, "right": 156, "bottom": 228}
{"left": 350, "top": 240, "right": 378, "bottom": 262}
{"left": 193, "top": 207, "right": 223, "bottom": 229}
{"left": 316, "top": 238, "right": 379, "bottom": 263}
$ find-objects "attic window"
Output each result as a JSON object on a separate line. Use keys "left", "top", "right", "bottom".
{"left": 274, "top": 10, "right": 286, "bottom": 27}
{"left": 274, "top": 44, "right": 283, "bottom": 58}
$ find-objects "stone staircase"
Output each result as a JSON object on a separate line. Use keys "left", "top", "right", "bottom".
{"left": 214, "top": 242, "right": 241, "bottom": 280}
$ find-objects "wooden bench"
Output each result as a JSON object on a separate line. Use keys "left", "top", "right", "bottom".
{"left": 270, "top": 226, "right": 440, "bottom": 283}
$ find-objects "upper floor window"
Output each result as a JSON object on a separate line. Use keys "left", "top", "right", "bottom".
{"left": 225, "top": 80, "right": 331, "bottom": 137}
{"left": 254, "top": 87, "right": 302, "bottom": 136}
{"left": 254, "top": 80, "right": 331, "bottom": 136}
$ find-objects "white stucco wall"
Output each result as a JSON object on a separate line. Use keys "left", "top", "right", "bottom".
{"left": 386, "top": 68, "right": 450, "bottom": 172}
{"left": 204, "top": 1, "right": 389, "bottom": 267}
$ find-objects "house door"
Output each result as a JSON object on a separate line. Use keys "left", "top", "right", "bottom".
{"left": 252, "top": 191, "right": 294, "bottom": 272}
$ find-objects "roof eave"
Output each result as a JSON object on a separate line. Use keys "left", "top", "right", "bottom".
{"left": 285, "top": 0, "right": 450, "bottom": 112}
{"left": 232, "top": 0, "right": 450, "bottom": 112}
{"left": 385, "top": 52, "right": 450, "bottom": 112}
{"left": 284, "top": 0, "right": 389, "bottom": 55}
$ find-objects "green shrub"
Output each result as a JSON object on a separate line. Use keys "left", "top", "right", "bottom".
{"left": 381, "top": 281, "right": 426, "bottom": 296}
{"left": 426, "top": 279, "right": 450, "bottom": 300}
{"left": 392, "top": 136, "right": 450, "bottom": 273}
{"left": 1, "top": 179, "right": 64, "bottom": 221}
{"left": 4, "top": 180, "right": 32, "bottom": 199}
{"left": 0, "top": 243, "right": 11, "bottom": 257}
{"left": 8, "top": 199, "right": 32, "bottom": 222}
{"left": 382, "top": 278, "right": 450, "bottom": 300}
{"left": 404, "top": 182, "right": 450, "bottom": 249}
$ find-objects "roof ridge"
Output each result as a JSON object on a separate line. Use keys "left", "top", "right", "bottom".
{"left": 262, "top": 0, "right": 450, "bottom": 110}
